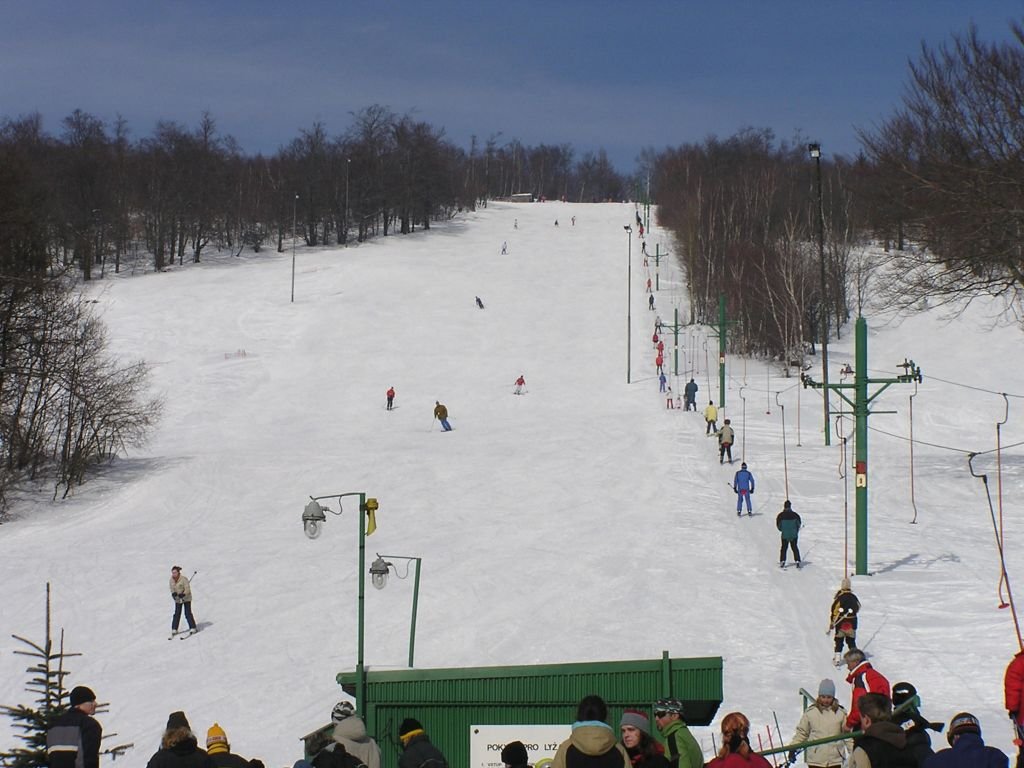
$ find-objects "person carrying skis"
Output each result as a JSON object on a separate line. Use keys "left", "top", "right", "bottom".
{"left": 514, "top": 375, "right": 526, "bottom": 395}
{"left": 703, "top": 401, "right": 718, "bottom": 434}
{"left": 433, "top": 401, "right": 452, "bottom": 431}
{"left": 684, "top": 379, "right": 698, "bottom": 411}
{"left": 386, "top": 387, "right": 396, "bottom": 411}
{"left": 169, "top": 565, "right": 198, "bottom": 637}
{"left": 776, "top": 501, "right": 802, "bottom": 569}
{"left": 733, "top": 463, "right": 754, "bottom": 515}
{"left": 717, "top": 419, "right": 735, "bottom": 464}
{"left": 829, "top": 577, "right": 861, "bottom": 664}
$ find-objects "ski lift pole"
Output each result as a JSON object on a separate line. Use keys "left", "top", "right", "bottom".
{"left": 777, "top": 392, "right": 789, "bottom": 499}
{"left": 739, "top": 386, "right": 747, "bottom": 461}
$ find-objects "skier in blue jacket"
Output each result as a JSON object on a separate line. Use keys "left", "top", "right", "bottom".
{"left": 733, "top": 463, "right": 755, "bottom": 515}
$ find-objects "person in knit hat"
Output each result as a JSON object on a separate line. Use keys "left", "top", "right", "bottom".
{"left": 829, "top": 577, "right": 861, "bottom": 665}
{"left": 205, "top": 722, "right": 266, "bottom": 768}
{"left": 146, "top": 710, "right": 215, "bottom": 768}
{"left": 326, "top": 706, "right": 381, "bottom": 768}
{"left": 501, "top": 741, "right": 530, "bottom": 768}
{"left": 789, "top": 680, "right": 846, "bottom": 768}
{"left": 551, "top": 695, "right": 629, "bottom": 768}
{"left": 46, "top": 685, "right": 102, "bottom": 768}
{"left": 398, "top": 718, "right": 448, "bottom": 768}
{"left": 619, "top": 709, "right": 670, "bottom": 768}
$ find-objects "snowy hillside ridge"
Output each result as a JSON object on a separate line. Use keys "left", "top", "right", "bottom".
{"left": 1, "top": 201, "right": 1022, "bottom": 768}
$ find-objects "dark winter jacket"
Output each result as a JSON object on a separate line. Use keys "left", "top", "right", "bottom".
{"left": 47, "top": 706, "right": 103, "bottom": 768}
{"left": 146, "top": 735, "right": 217, "bottom": 768}
{"left": 625, "top": 739, "right": 671, "bottom": 768}
{"left": 684, "top": 381, "right": 698, "bottom": 400}
{"left": 398, "top": 733, "right": 448, "bottom": 768}
{"left": 733, "top": 469, "right": 754, "bottom": 493}
{"left": 209, "top": 751, "right": 264, "bottom": 768}
{"left": 433, "top": 404, "right": 448, "bottom": 421}
{"left": 776, "top": 506, "right": 801, "bottom": 540}
{"left": 924, "top": 733, "right": 1008, "bottom": 768}
{"left": 552, "top": 722, "right": 630, "bottom": 768}
{"left": 851, "top": 721, "right": 917, "bottom": 768}
{"left": 314, "top": 746, "right": 367, "bottom": 768}
{"left": 830, "top": 590, "right": 861, "bottom": 631}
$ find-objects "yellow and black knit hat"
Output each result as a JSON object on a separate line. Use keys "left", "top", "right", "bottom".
{"left": 206, "top": 723, "right": 229, "bottom": 754}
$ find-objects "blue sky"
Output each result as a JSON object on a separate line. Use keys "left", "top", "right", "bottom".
{"left": 3, "top": 0, "right": 1023, "bottom": 172}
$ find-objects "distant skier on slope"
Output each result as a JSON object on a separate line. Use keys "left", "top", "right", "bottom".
{"left": 659, "top": 372, "right": 667, "bottom": 393}
{"left": 684, "top": 379, "right": 698, "bottom": 411}
{"left": 733, "top": 462, "right": 754, "bottom": 516}
{"left": 386, "top": 386, "right": 396, "bottom": 411}
{"left": 433, "top": 401, "right": 452, "bottom": 431}
{"left": 514, "top": 375, "right": 526, "bottom": 395}
{"left": 475, "top": 296, "right": 485, "bottom": 309}
{"left": 169, "top": 565, "right": 198, "bottom": 637}
{"left": 776, "top": 501, "right": 802, "bottom": 569}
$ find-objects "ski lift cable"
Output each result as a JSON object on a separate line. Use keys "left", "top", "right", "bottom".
{"left": 866, "top": 424, "right": 1024, "bottom": 456}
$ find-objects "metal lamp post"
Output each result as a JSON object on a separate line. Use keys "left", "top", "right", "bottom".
{"left": 624, "top": 224, "right": 632, "bottom": 383}
{"left": 345, "top": 158, "right": 351, "bottom": 245}
{"left": 368, "top": 554, "right": 422, "bottom": 668}
{"left": 291, "top": 193, "right": 299, "bottom": 303}
{"left": 808, "top": 143, "right": 831, "bottom": 446}
{"left": 301, "top": 491, "right": 379, "bottom": 714}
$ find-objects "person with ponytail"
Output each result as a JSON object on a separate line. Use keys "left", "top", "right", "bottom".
{"left": 707, "top": 713, "right": 772, "bottom": 768}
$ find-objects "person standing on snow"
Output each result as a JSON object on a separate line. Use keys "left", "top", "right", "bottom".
{"left": 684, "top": 379, "right": 698, "bottom": 411}
{"left": 654, "top": 699, "right": 703, "bottom": 768}
{"left": 733, "top": 463, "right": 754, "bottom": 515}
{"left": 843, "top": 649, "right": 891, "bottom": 731}
{"left": 789, "top": 679, "right": 847, "bottom": 768}
{"left": 514, "top": 375, "right": 526, "bottom": 395}
{"left": 776, "top": 501, "right": 802, "bottom": 569}
{"left": 649, "top": 295, "right": 655, "bottom": 311}
{"left": 659, "top": 372, "right": 667, "bottom": 393}
{"left": 716, "top": 419, "right": 735, "bottom": 464}
{"left": 386, "top": 387, "right": 396, "bottom": 411}
{"left": 829, "top": 577, "right": 861, "bottom": 664}
{"left": 666, "top": 386, "right": 675, "bottom": 409}
{"left": 169, "top": 565, "right": 197, "bottom": 637}
{"left": 703, "top": 401, "right": 718, "bottom": 434}
{"left": 475, "top": 296, "right": 485, "bottom": 309}
{"left": 47, "top": 686, "right": 102, "bottom": 768}
{"left": 433, "top": 401, "right": 452, "bottom": 431}
{"left": 1004, "top": 650, "right": 1024, "bottom": 768}
{"left": 656, "top": 353, "right": 664, "bottom": 375}
{"left": 501, "top": 241, "right": 508, "bottom": 255}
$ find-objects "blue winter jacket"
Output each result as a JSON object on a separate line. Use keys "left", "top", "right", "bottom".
{"left": 733, "top": 469, "right": 754, "bottom": 493}
{"left": 924, "top": 734, "right": 1008, "bottom": 768}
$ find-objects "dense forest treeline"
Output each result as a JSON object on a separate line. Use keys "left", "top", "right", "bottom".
{"left": 652, "top": 20, "right": 1024, "bottom": 362}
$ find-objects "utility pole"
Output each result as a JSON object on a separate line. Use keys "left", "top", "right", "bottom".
{"left": 707, "top": 294, "right": 734, "bottom": 408}
{"left": 809, "top": 143, "right": 831, "bottom": 446}
{"left": 801, "top": 316, "right": 922, "bottom": 575}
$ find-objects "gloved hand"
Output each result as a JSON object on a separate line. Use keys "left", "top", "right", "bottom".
{"left": 788, "top": 751, "right": 797, "bottom": 765}
{"left": 1010, "top": 711, "right": 1018, "bottom": 721}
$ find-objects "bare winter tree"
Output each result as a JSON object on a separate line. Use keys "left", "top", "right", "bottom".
{"left": 859, "top": 22, "right": 1024, "bottom": 318}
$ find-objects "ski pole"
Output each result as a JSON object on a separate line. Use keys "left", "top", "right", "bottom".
{"left": 189, "top": 570, "right": 198, "bottom": 583}
{"left": 725, "top": 481, "right": 737, "bottom": 494}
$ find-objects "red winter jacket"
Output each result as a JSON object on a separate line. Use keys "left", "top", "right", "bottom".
{"left": 845, "top": 661, "right": 890, "bottom": 729}
{"left": 1005, "top": 652, "right": 1024, "bottom": 723}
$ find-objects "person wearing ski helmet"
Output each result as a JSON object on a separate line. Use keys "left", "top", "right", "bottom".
{"left": 891, "top": 682, "right": 943, "bottom": 766}
{"left": 926, "top": 712, "right": 1008, "bottom": 768}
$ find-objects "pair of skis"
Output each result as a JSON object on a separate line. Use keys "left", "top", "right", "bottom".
{"left": 168, "top": 628, "right": 199, "bottom": 640}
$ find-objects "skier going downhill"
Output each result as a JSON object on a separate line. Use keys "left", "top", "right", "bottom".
{"left": 733, "top": 463, "right": 754, "bottom": 515}
{"left": 386, "top": 386, "right": 396, "bottom": 411}
{"left": 514, "top": 375, "right": 526, "bottom": 395}
{"left": 433, "top": 401, "right": 452, "bottom": 431}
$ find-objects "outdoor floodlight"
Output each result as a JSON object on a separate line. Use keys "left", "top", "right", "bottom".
{"left": 369, "top": 556, "right": 391, "bottom": 590}
{"left": 302, "top": 499, "right": 327, "bottom": 539}
{"left": 808, "top": 143, "right": 821, "bottom": 158}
